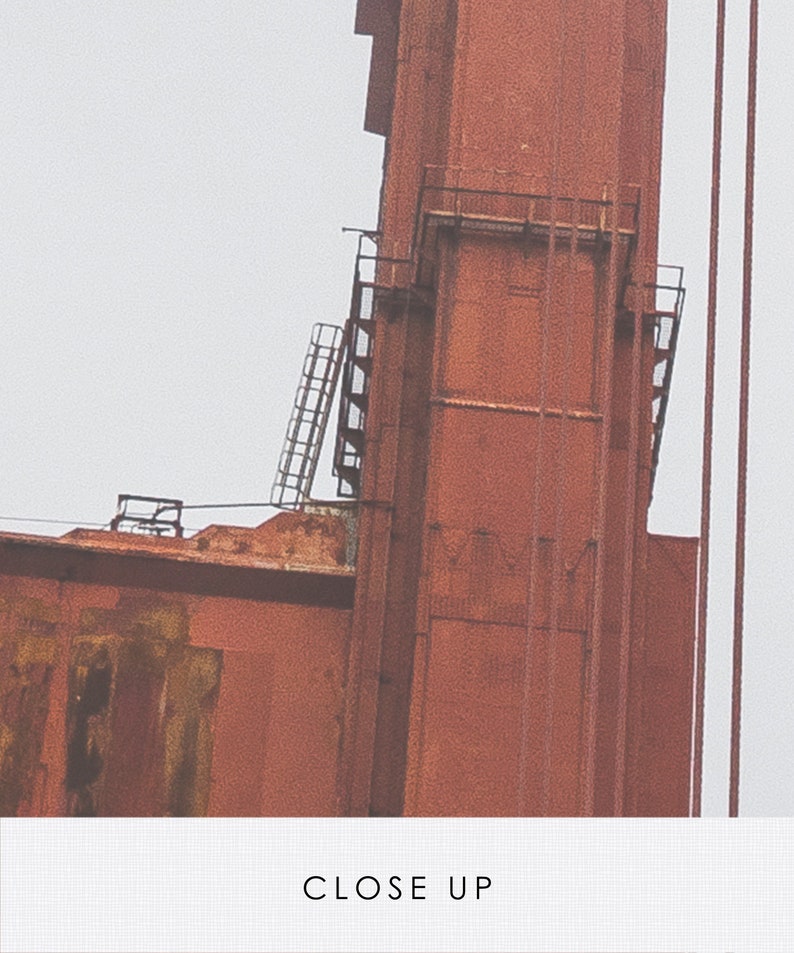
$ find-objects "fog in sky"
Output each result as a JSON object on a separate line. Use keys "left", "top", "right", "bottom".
{"left": 1, "top": 1, "right": 791, "bottom": 815}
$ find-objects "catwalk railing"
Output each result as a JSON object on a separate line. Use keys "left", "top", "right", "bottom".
{"left": 333, "top": 172, "right": 644, "bottom": 501}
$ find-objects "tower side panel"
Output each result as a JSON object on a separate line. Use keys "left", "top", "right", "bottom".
{"left": 631, "top": 534, "right": 698, "bottom": 816}
{"left": 403, "top": 231, "right": 602, "bottom": 815}
{"left": 447, "top": 0, "right": 627, "bottom": 195}
{"left": 404, "top": 619, "right": 586, "bottom": 816}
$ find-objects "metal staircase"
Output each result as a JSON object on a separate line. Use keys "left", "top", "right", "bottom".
{"left": 334, "top": 279, "right": 376, "bottom": 498}
{"left": 649, "top": 265, "right": 686, "bottom": 489}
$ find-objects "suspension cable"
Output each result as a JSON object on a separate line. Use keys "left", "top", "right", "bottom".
{"left": 692, "top": 0, "right": 727, "bottom": 818}
{"left": 730, "top": 0, "right": 759, "bottom": 819}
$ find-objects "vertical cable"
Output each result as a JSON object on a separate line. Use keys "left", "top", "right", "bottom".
{"left": 613, "top": 19, "right": 641, "bottom": 816}
{"left": 582, "top": 90, "right": 627, "bottom": 817}
{"left": 613, "top": 309, "right": 642, "bottom": 815}
{"left": 692, "top": 0, "right": 727, "bottom": 818}
{"left": 730, "top": 0, "right": 759, "bottom": 819}
{"left": 542, "top": 0, "right": 581, "bottom": 818}
{"left": 517, "top": 0, "right": 567, "bottom": 814}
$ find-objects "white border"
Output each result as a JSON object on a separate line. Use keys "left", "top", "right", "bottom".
{"left": 2, "top": 818, "right": 791, "bottom": 953}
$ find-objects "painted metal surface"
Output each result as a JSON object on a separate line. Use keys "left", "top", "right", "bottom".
{"left": 0, "top": 512, "right": 354, "bottom": 817}
{"left": 342, "top": 0, "right": 699, "bottom": 817}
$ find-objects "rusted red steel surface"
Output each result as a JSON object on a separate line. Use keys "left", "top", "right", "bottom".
{"left": 0, "top": 512, "right": 354, "bottom": 817}
{"left": 634, "top": 535, "right": 699, "bottom": 815}
{"left": 347, "top": 0, "right": 698, "bottom": 817}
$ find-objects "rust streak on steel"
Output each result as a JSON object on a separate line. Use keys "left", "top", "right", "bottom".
{"left": 730, "top": 0, "right": 759, "bottom": 820}
{"left": 693, "top": 0, "right": 727, "bottom": 819}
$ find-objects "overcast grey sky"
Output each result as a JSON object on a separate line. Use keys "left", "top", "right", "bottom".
{"left": 1, "top": 1, "right": 791, "bottom": 815}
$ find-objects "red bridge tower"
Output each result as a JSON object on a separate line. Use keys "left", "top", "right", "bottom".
{"left": 337, "top": 0, "right": 697, "bottom": 816}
